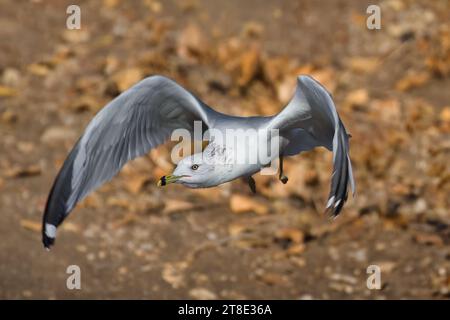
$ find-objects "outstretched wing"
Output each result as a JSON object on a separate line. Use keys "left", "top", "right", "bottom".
{"left": 42, "top": 75, "right": 217, "bottom": 249}
{"left": 269, "top": 75, "right": 355, "bottom": 217}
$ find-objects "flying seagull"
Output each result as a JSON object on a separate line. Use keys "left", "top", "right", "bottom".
{"left": 42, "top": 75, "right": 355, "bottom": 249}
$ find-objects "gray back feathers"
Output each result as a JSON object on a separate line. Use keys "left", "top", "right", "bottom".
{"left": 42, "top": 75, "right": 355, "bottom": 249}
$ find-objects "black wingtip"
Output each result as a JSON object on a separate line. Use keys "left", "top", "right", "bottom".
{"left": 42, "top": 236, "right": 54, "bottom": 251}
{"left": 42, "top": 222, "right": 57, "bottom": 251}
{"left": 325, "top": 195, "right": 347, "bottom": 218}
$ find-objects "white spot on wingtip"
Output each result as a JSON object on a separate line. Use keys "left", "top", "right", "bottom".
{"left": 334, "top": 199, "right": 342, "bottom": 208}
{"left": 326, "top": 196, "right": 335, "bottom": 208}
{"left": 45, "top": 223, "right": 57, "bottom": 239}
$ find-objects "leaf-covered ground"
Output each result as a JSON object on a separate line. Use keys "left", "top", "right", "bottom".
{"left": 0, "top": 0, "right": 449, "bottom": 299}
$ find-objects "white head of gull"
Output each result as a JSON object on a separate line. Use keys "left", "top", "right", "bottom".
{"left": 42, "top": 75, "right": 355, "bottom": 249}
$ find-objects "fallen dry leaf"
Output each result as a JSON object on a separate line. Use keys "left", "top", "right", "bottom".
{"left": 0, "top": 86, "right": 17, "bottom": 97}
{"left": 276, "top": 77, "right": 296, "bottom": 104}
{"left": 345, "top": 89, "right": 369, "bottom": 110}
{"left": 103, "top": 0, "right": 119, "bottom": 8}
{"left": 69, "top": 95, "right": 101, "bottom": 113}
{"left": 348, "top": 56, "right": 379, "bottom": 74}
{"left": 189, "top": 287, "right": 218, "bottom": 300}
{"left": 287, "top": 243, "right": 306, "bottom": 255}
{"left": 1, "top": 68, "right": 21, "bottom": 87}
{"left": 395, "top": 72, "right": 430, "bottom": 92}
{"left": 440, "top": 107, "right": 450, "bottom": 123}
{"left": 163, "top": 199, "right": 194, "bottom": 214}
{"left": 27, "top": 63, "right": 50, "bottom": 77}
{"left": 146, "top": 0, "right": 162, "bottom": 13}
{"left": 229, "top": 194, "right": 268, "bottom": 215}
{"left": 103, "top": 55, "right": 120, "bottom": 75}
{"left": 309, "top": 68, "right": 336, "bottom": 94}
{"left": 4, "top": 165, "right": 41, "bottom": 178}
{"left": 78, "top": 193, "right": 102, "bottom": 209}
{"left": 177, "top": 23, "right": 208, "bottom": 61}
{"left": 112, "top": 68, "right": 143, "bottom": 92}
{"left": 107, "top": 197, "right": 131, "bottom": 209}
{"left": 370, "top": 98, "right": 402, "bottom": 122}
{"left": 413, "top": 233, "right": 444, "bottom": 246}
{"left": 242, "top": 21, "right": 264, "bottom": 38}
{"left": 124, "top": 175, "right": 150, "bottom": 194}
{"left": 61, "top": 222, "right": 80, "bottom": 233}
{"left": 40, "top": 126, "right": 77, "bottom": 147}
{"left": 255, "top": 270, "right": 288, "bottom": 286}
{"left": 274, "top": 227, "right": 305, "bottom": 244}
{"left": 149, "top": 148, "right": 173, "bottom": 172}
{"left": 440, "top": 107, "right": 450, "bottom": 132}
{"left": 178, "top": 0, "right": 199, "bottom": 12}
{"left": 262, "top": 56, "right": 291, "bottom": 86}
{"left": 20, "top": 219, "right": 41, "bottom": 232}
{"left": 375, "top": 261, "right": 397, "bottom": 274}
{"left": 1, "top": 110, "right": 18, "bottom": 123}
{"left": 228, "top": 222, "right": 251, "bottom": 236}
{"left": 238, "top": 46, "right": 261, "bottom": 87}
{"left": 111, "top": 212, "right": 138, "bottom": 229}
{"left": 256, "top": 96, "right": 279, "bottom": 116}
{"left": 424, "top": 28, "right": 450, "bottom": 77}
{"left": 62, "top": 29, "right": 90, "bottom": 44}
{"left": 162, "top": 262, "right": 187, "bottom": 289}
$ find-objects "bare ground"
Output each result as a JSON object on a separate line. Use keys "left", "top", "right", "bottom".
{"left": 0, "top": 0, "right": 449, "bottom": 299}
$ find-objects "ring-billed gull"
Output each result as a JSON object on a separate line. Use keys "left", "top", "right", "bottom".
{"left": 42, "top": 75, "right": 355, "bottom": 249}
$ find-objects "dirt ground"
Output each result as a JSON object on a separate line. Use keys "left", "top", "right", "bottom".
{"left": 0, "top": 0, "right": 449, "bottom": 299}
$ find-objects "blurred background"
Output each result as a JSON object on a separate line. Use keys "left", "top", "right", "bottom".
{"left": 0, "top": 0, "right": 449, "bottom": 299}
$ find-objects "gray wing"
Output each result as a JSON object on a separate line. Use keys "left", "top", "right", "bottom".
{"left": 270, "top": 75, "right": 355, "bottom": 217}
{"left": 42, "top": 75, "right": 217, "bottom": 249}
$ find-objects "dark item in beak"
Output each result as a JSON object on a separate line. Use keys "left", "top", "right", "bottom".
{"left": 158, "top": 175, "right": 167, "bottom": 186}
{"left": 158, "top": 176, "right": 167, "bottom": 187}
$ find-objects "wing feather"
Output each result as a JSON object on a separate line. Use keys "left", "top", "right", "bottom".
{"left": 270, "top": 75, "right": 355, "bottom": 217}
{"left": 42, "top": 75, "right": 216, "bottom": 249}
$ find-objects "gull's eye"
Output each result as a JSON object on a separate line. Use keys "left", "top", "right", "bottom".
{"left": 191, "top": 164, "right": 199, "bottom": 171}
